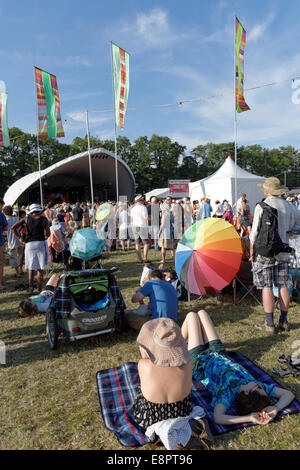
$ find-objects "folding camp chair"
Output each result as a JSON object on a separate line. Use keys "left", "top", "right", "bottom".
{"left": 232, "top": 261, "right": 262, "bottom": 306}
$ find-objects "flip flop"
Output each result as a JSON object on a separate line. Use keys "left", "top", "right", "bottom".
{"left": 272, "top": 367, "right": 294, "bottom": 378}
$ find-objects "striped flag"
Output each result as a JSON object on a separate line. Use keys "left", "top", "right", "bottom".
{"left": 235, "top": 17, "right": 250, "bottom": 113}
{"left": 111, "top": 42, "right": 130, "bottom": 129}
{"left": 35, "top": 67, "right": 65, "bottom": 138}
{"left": 0, "top": 92, "right": 10, "bottom": 147}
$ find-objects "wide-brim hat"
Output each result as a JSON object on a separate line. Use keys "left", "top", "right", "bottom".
{"left": 28, "top": 203, "right": 42, "bottom": 214}
{"left": 134, "top": 194, "right": 144, "bottom": 202}
{"left": 258, "top": 177, "right": 286, "bottom": 196}
{"left": 136, "top": 318, "right": 191, "bottom": 367}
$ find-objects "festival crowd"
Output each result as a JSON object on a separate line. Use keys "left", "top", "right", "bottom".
{"left": 0, "top": 176, "right": 300, "bottom": 449}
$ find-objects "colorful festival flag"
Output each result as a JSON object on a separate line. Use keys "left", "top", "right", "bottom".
{"left": 111, "top": 42, "right": 130, "bottom": 129}
{"left": 0, "top": 92, "right": 10, "bottom": 147}
{"left": 235, "top": 17, "right": 250, "bottom": 113}
{"left": 35, "top": 67, "right": 65, "bottom": 138}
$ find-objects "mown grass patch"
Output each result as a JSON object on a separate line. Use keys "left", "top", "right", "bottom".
{"left": 0, "top": 247, "right": 299, "bottom": 450}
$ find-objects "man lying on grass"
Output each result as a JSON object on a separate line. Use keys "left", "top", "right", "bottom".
{"left": 181, "top": 310, "right": 294, "bottom": 425}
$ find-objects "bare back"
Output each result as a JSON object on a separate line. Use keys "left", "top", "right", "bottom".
{"left": 138, "top": 358, "right": 193, "bottom": 404}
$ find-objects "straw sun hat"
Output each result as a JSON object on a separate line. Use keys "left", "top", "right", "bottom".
{"left": 136, "top": 318, "right": 190, "bottom": 367}
{"left": 258, "top": 177, "right": 287, "bottom": 196}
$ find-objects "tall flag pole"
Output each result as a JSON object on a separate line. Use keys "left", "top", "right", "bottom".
{"left": 111, "top": 41, "right": 130, "bottom": 203}
{"left": 234, "top": 16, "right": 250, "bottom": 215}
{"left": 0, "top": 91, "right": 10, "bottom": 147}
{"left": 34, "top": 66, "right": 65, "bottom": 206}
{"left": 85, "top": 110, "right": 95, "bottom": 227}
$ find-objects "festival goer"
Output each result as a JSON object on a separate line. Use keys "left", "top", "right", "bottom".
{"left": 213, "top": 200, "right": 224, "bottom": 218}
{"left": 133, "top": 317, "right": 213, "bottom": 450}
{"left": 239, "top": 199, "right": 252, "bottom": 235}
{"left": 148, "top": 196, "right": 161, "bottom": 251}
{"left": 130, "top": 195, "right": 149, "bottom": 263}
{"left": 12, "top": 203, "right": 50, "bottom": 293}
{"left": 126, "top": 269, "right": 178, "bottom": 331}
{"left": 117, "top": 202, "right": 130, "bottom": 251}
{"left": 223, "top": 203, "right": 233, "bottom": 224}
{"left": 250, "top": 177, "right": 300, "bottom": 333}
{"left": 44, "top": 202, "right": 55, "bottom": 226}
{"left": 202, "top": 197, "right": 212, "bottom": 219}
{"left": 132, "top": 269, "right": 178, "bottom": 319}
{"left": 0, "top": 199, "right": 8, "bottom": 291}
{"left": 3, "top": 205, "right": 24, "bottom": 278}
{"left": 235, "top": 193, "right": 247, "bottom": 215}
{"left": 182, "top": 197, "right": 193, "bottom": 231}
{"left": 158, "top": 196, "right": 176, "bottom": 264}
{"left": 18, "top": 274, "right": 59, "bottom": 317}
{"left": 72, "top": 202, "right": 83, "bottom": 228}
{"left": 181, "top": 310, "right": 294, "bottom": 425}
{"left": 133, "top": 318, "right": 192, "bottom": 423}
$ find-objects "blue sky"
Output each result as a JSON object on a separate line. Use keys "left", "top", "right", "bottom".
{"left": 2, "top": 0, "right": 300, "bottom": 152}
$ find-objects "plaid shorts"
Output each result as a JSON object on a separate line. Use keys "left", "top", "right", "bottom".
{"left": 252, "top": 254, "right": 289, "bottom": 289}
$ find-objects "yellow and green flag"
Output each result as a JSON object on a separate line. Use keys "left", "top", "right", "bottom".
{"left": 0, "top": 92, "right": 10, "bottom": 147}
{"left": 111, "top": 42, "right": 130, "bottom": 129}
{"left": 235, "top": 17, "right": 250, "bottom": 113}
{"left": 35, "top": 66, "right": 65, "bottom": 138}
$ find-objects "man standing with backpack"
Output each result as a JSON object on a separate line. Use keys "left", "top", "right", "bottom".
{"left": 250, "top": 177, "right": 300, "bottom": 334}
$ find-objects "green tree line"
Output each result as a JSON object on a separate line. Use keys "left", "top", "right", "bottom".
{"left": 1, "top": 127, "right": 299, "bottom": 196}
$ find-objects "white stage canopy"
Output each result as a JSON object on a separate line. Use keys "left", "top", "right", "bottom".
{"left": 189, "top": 156, "right": 265, "bottom": 212}
{"left": 4, "top": 148, "right": 136, "bottom": 206}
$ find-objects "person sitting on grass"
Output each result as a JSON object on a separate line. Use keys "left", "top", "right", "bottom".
{"left": 133, "top": 318, "right": 213, "bottom": 450}
{"left": 181, "top": 310, "right": 294, "bottom": 425}
{"left": 126, "top": 269, "right": 178, "bottom": 331}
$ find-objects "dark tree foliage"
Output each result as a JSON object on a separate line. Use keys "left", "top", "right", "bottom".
{"left": 1, "top": 129, "right": 299, "bottom": 197}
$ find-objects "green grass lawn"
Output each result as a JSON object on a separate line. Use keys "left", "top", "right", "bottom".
{"left": 0, "top": 246, "right": 299, "bottom": 450}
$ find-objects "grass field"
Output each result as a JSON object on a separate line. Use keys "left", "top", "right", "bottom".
{"left": 0, "top": 246, "right": 299, "bottom": 450}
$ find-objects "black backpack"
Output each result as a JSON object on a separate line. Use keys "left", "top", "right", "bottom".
{"left": 254, "top": 201, "right": 284, "bottom": 257}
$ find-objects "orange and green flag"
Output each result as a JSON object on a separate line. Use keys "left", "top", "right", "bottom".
{"left": 35, "top": 66, "right": 65, "bottom": 138}
{"left": 111, "top": 42, "right": 130, "bottom": 129}
{"left": 235, "top": 17, "right": 250, "bottom": 113}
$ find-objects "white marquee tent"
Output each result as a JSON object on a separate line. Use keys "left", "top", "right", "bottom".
{"left": 189, "top": 156, "right": 265, "bottom": 212}
{"left": 145, "top": 187, "right": 169, "bottom": 201}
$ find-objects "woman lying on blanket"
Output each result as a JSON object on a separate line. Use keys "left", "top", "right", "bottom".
{"left": 133, "top": 317, "right": 213, "bottom": 449}
{"left": 182, "top": 310, "right": 294, "bottom": 425}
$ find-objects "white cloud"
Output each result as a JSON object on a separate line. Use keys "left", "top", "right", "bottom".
{"left": 247, "top": 13, "right": 275, "bottom": 42}
{"left": 65, "top": 111, "right": 112, "bottom": 128}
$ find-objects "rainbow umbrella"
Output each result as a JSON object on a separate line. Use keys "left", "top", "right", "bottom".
{"left": 175, "top": 218, "right": 242, "bottom": 296}
{"left": 96, "top": 203, "right": 112, "bottom": 221}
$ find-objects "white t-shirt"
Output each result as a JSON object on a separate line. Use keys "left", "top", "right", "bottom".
{"left": 130, "top": 204, "right": 148, "bottom": 227}
{"left": 118, "top": 210, "right": 130, "bottom": 229}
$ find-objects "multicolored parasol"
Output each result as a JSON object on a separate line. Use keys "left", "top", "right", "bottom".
{"left": 96, "top": 203, "right": 112, "bottom": 221}
{"left": 175, "top": 218, "right": 242, "bottom": 296}
{"left": 69, "top": 228, "right": 106, "bottom": 260}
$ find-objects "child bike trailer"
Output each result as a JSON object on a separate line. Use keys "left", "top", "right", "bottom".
{"left": 46, "top": 267, "right": 125, "bottom": 349}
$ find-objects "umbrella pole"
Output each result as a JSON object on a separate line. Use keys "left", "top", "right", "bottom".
{"left": 85, "top": 110, "right": 95, "bottom": 228}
